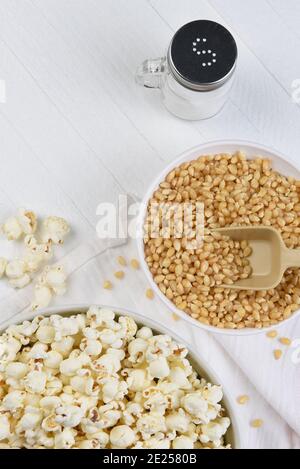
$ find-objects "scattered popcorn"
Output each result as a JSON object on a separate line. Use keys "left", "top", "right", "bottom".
{"left": 279, "top": 337, "right": 291, "bottom": 346}
{"left": 103, "top": 280, "right": 113, "bottom": 290}
{"left": 0, "top": 307, "right": 231, "bottom": 449}
{"left": 273, "top": 349, "right": 283, "bottom": 360}
{"left": 109, "top": 425, "right": 136, "bottom": 448}
{"left": 42, "top": 216, "right": 70, "bottom": 245}
{"left": 1, "top": 209, "right": 37, "bottom": 241}
{"left": 0, "top": 258, "right": 8, "bottom": 278}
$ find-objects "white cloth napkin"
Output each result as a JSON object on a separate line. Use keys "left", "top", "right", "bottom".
{"left": 0, "top": 234, "right": 299, "bottom": 449}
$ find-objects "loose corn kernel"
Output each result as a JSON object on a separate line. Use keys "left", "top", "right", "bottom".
{"left": 273, "top": 349, "right": 282, "bottom": 360}
{"left": 117, "top": 256, "right": 127, "bottom": 267}
{"left": 237, "top": 395, "right": 249, "bottom": 405}
{"left": 279, "top": 337, "right": 291, "bottom": 346}
{"left": 250, "top": 419, "right": 263, "bottom": 428}
{"left": 130, "top": 259, "right": 140, "bottom": 270}
{"left": 103, "top": 280, "right": 112, "bottom": 290}
{"left": 114, "top": 271, "right": 125, "bottom": 280}
{"left": 266, "top": 330, "right": 278, "bottom": 339}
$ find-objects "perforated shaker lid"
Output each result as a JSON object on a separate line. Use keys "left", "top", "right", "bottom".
{"left": 168, "top": 20, "right": 238, "bottom": 91}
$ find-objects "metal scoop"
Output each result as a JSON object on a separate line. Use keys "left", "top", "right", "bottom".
{"left": 213, "top": 226, "right": 300, "bottom": 291}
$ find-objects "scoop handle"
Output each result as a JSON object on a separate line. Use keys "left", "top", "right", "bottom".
{"left": 282, "top": 247, "right": 300, "bottom": 269}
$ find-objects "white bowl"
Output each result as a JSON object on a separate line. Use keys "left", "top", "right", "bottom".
{"left": 137, "top": 140, "right": 300, "bottom": 336}
{"left": 0, "top": 303, "right": 242, "bottom": 449}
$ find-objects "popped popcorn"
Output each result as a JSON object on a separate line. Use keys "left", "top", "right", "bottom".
{"left": 42, "top": 216, "right": 70, "bottom": 245}
{"left": 0, "top": 307, "right": 232, "bottom": 449}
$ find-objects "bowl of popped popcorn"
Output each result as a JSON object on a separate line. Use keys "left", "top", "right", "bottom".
{"left": 0, "top": 304, "right": 241, "bottom": 449}
{"left": 138, "top": 140, "right": 300, "bottom": 335}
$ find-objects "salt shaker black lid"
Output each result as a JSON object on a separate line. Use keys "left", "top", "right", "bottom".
{"left": 168, "top": 20, "right": 238, "bottom": 91}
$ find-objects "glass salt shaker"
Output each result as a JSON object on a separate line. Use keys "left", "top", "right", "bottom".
{"left": 136, "top": 20, "right": 238, "bottom": 120}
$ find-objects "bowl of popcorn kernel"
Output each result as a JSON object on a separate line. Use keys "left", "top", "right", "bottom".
{"left": 137, "top": 140, "right": 300, "bottom": 335}
{"left": 0, "top": 305, "right": 241, "bottom": 449}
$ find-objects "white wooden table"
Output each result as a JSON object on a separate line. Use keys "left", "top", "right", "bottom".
{"left": 0, "top": 0, "right": 300, "bottom": 449}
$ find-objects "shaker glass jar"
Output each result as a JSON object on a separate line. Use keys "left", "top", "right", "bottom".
{"left": 136, "top": 20, "right": 238, "bottom": 120}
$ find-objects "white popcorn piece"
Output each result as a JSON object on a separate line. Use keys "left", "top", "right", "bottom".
{"left": 136, "top": 412, "right": 167, "bottom": 439}
{"left": 80, "top": 338, "right": 102, "bottom": 357}
{"left": 51, "top": 336, "right": 75, "bottom": 357}
{"left": 0, "top": 258, "right": 7, "bottom": 278}
{"left": 17, "top": 209, "right": 37, "bottom": 235}
{"left": 1, "top": 209, "right": 37, "bottom": 241}
{"left": 202, "top": 385, "right": 223, "bottom": 404}
{"left": 102, "top": 378, "right": 127, "bottom": 403}
{"left": 181, "top": 392, "right": 209, "bottom": 420}
{"left": 23, "top": 235, "right": 52, "bottom": 272}
{"left": 165, "top": 410, "right": 190, "bottom": 433}
{"left": 28, "top": 342, "right": 48, "bottom": 359}
{"left": 1, "top": 216, "right": 23, "bottom": 241}
{"left": 42, "top": 216, "right": 70, "bottom": 245}
{"left": 39, "top": 265, "right": 67, "bottom": 296}
{"left": 126, "top": 369, "right": 149, "bottom": 392}
{"left": 128, "top": 338, "right": 148, "bottom": 363}
{"left": 169, "top": 366, "right": 191, "bottom": 390}
{"left": 201, "top": 417, "right": 231, "bottom": 443}
{"left": 109, "top": 425, "right": 136, "bottom": 448}
{"left": 36, "top": 325, "right": 55, "bottom": 344}
{"left": 44, "top": 351, "right": 63, "bottom": 369}
{"left": 1, "top": 390, "right": 26, "bottom": 412}
{"left": 136, "top": 326, "right": 153, "bottom": 340}
{"left": 17, "top": 410, "right": 42, "bottom": 432}
{"left": 31, "top": 285, "right": 52, "bottom": 311}
{"left": 23, "top": 370, "right": 47, "bottom": 394}
{"left": 9, "top": 274, "right": 31, "bottom": 289}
